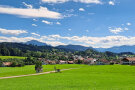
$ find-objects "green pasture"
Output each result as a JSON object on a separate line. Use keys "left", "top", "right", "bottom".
{"left": 0, "top": 64, "right": 83, "bottom": 77}
{"left": 0, "top": 65, "right": 135, "bottom": 90}
{"left": 0, "top": 56, "right": 26, "bottom": 59}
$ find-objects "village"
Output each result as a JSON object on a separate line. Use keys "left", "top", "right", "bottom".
{"left": 38, "top": 55, "right": 135, "bottom": 65}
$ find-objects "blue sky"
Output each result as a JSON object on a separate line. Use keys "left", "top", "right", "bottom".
{"left": 0, "top": 0, "right": 135, "bottom": 48}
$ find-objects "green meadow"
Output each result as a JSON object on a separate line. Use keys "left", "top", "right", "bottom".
{"left": 0, "top": 64, "right": 82, "bottom": 77}
{"left": 0, "top": 56, "right": 26, "bottom": 60}
{"left": 0, "top": 65, "right": 135, "bottom": 90}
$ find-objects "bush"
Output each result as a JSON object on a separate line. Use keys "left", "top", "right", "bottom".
{"left": 10, "top": 61, "right": 17, "bottom": 67}
{"left": 76, "top": 60, "right": 83, "bottom": 64}
{"left": 110, "top": 62, "right": 114, "bottom": 65}
{"left": 0, "top": 59, "right": 3, "bottom": 67}
{"left": 17, "top": 61, "right": 25, "bottom": 67}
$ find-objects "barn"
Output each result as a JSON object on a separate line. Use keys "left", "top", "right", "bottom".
{"left": 122, "top": 57, "right": 135, "bottom": 65}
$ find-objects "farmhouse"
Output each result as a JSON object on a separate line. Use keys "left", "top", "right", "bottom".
{"left": 97, "top": 59, "right": 109, "bottom": 65}
{"left": 84, "top": 58, "right": 97, "bottom": 65}
{"left": 3, "top": 62, "right": 12, "bottom": 66}
{"left": 122, "top": 57, "right": 135, "bottom": 65}
{"left": 59, "top": 60, "right": 67, "bottom": 64}
{"left": 68, "top": 61, "right": 74, "bottom": 64}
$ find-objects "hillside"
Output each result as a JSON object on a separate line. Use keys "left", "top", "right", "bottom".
{"left": 56, "top": 45, "right": 93, "bottom": 51}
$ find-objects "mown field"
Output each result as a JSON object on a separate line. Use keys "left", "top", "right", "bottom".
{"left": 0, "top": 56, "right": 26, "bottom": 59}
{"left": 0, "top": 65, "right": 135, "bottom": 90}
{"left": 0, "top": 64, "right": 82, "bottom": 77}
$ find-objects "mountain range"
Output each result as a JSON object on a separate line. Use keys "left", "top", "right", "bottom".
{"left": 25, "top": 40, "right": 135, "bottom": 53}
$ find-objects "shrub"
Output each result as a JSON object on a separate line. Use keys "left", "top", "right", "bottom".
{"left": 0, "top": 59, "right": 3, "bottom": 67}
{"left": 17, "top": 61, "right": 25, "bottom": 67}
{"left": 10, "top": 61, "right": 17, "bottom": 67}
{"left": 76, "top": 60, "right": 83, "bottom": 64}
{"left": 110, "top": 62, "right": 114, "bottom": 65}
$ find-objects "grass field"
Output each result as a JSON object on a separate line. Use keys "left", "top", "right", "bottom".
{"left": 0, "top": 65, "right": 135, "bottom": 90}
{"left": 0, "top": 56, "right": 26, "bottom": 59}
{"left": 0, "top": 64, "right": 82, "bottom": 77}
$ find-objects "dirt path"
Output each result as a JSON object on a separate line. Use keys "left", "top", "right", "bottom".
{"left": 0, "top": 68, "right": 77, "bottom": 80}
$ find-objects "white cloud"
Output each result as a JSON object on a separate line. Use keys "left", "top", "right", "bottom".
{"left": 33, "top": 19, "right": 38, "bottom": 21}
{"left": 56, "top": 22, "right": 61, "bottom": 25}
{"left": 108, "top": 1, "right": 115, "bottom": 5}
{"left": 0, "top": 36, "right": 36, "bottom": 43}
{"left": 42, "top": 0, "right": 102, "bottom": 4}
{"left": 40, "top": 34, "right": 135, "bottom": 48}
{"left": 73, "top": 0, "right": 101, "bottom": 4}
{"left": 109, "top": 27, "right": 129, "bottom": 34}
{"left": 45, "top": 41, "right": 66, "bottom": 46}
{"left": 32, "top": 24, "right": 37, "bottom": 27}
{"left": 31, "top": 33, "right": 40, "bottom": 36}
{"left": 2, "top": 35, "right": 135, "bottom": 48}
{"left": 22, "top": 2, "right": 33, "bottom": 9}
{"left": 0, "top": 6, "right": 62, "bottom": 19}
{"left": 42, "top": 20, "right": 53, "bottom": 25}
{"left": 124, "top": 28, "right": 129, "bottom": 30}
{"left": 0, "top": 28, "right": 27, "bottom": 35}
{"left": 79, "top": 8, "right": 85, "bottom": 11}
{"left": 109, "top": 27, "right": 123, "bottom": 34}
{"left": 0, "top": 36, "right": 65, "bottom": 46}
{"left": 127, "top": 22, "right": 131, "bottom": 26}
{"left": 42, "top": 0, "right": 69, "bottom": 3}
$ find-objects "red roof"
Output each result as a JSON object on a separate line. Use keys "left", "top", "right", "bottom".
{"left": 87, "top": 58, "right": 94, "bottom": 61}
{"left": 123, "top": 57, "right": 135, "bottom": 61}
{"left": 3, "top": 62, "right": 12, "bottom": 66}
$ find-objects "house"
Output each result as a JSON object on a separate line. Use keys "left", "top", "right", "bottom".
{"left": 38, "top": 58, "right": 48, "bottom": 65}
{"left": 84, "top": 58, "right": 97, "bottom": 65}
{"left": 59, "top": 60, "right": 67, "bottom": 64}
{"left": 97, "top": 59, "right": 109, "bottom": 65}
{"left": 122, "top": 57, "right": 135, "bottom": 65}
{"left": 3, "top": 62, "right": 12, "bottom": 67}
{"left": 68, "top": 61, "right": 74, "bottom": 64}
{"left": 48, "top": 61, "right": 56, "bottom": 65}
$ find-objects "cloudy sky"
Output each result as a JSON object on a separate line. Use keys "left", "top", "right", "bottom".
{"left": 0, "top": 0, "right": 135, "bottom": 48}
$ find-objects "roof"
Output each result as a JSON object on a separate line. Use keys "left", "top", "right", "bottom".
{"left": 86, "top": 58, "right": 95, "bottom": 61}
{"left": 59, "top": 60, "right": 67, "bottom": 63}
{"left": 68, "top": 61, "right": 74, "bottom": 63}
{"left": 123, "top": 57, "right": 135, "bottom": 61}
{"left": 99, "top": 59, "right": 109, "bottom": 63}
{"left": 3, "top": 62, "right": 12, "bottom": 66}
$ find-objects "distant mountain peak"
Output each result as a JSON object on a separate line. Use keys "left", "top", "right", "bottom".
{"left": 26, "top": 40, "right": 48, "bottom": 46}
{"left": 56, "top": 44, "right": 93, "bottom": 51}
{"left": 96, "top": 45, "right": 135, "bottom": 53}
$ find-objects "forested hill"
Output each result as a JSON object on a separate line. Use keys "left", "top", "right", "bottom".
{"left": 0, "top": 42, "right": 74, "bottom": 57}
{"left": 0, "top": 42, "right": 134, "bottom": 60}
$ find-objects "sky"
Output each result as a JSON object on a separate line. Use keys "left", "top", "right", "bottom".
{"left": 0, "top": 0, "right": 135, "bottom": 48}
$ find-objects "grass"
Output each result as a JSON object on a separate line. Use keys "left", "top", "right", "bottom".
{"left": 0, "top": 64, "right": 82, "bottom": 77}
{"left": 0, "top": 65, "right": 135, "bottom": 90}
{"left": 0, "top": 56, "right": 26, "bottom": 59}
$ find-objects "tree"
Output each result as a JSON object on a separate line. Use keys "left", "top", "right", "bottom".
{"left": 10, "top": 61, "right": 17, "bottom": 67}
{"left": 0, "top": 59, "right": 3, "bottom": 67}
{"left": 24, "top": 56, "right": 36, "bottom": 65}
{"left": 35, "top": 60, "right": 43, "bottom": 73}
